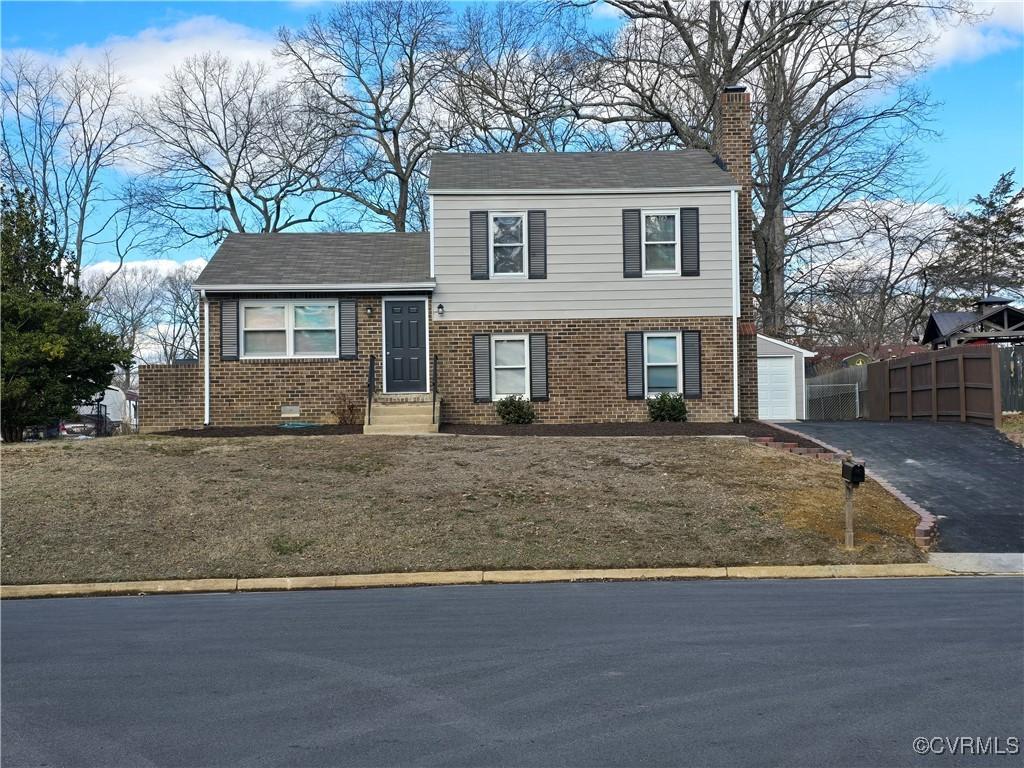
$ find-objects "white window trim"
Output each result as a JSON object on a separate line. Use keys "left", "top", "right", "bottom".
{"left": 643, "top": 332, "right": 682, "bottom": 398}
{"left": 641, "top": 209, "right": 680, "bottom": 276}
{"left": 491, "top": 334, "right": 531, "bottom": 400}
{"left": 240, "top": 299, "right": 339, "bottom": 360}
{"left": 488, "top": 211, "right": 528, "bottom": 278}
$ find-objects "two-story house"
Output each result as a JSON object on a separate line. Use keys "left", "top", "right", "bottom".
{"left": 138, "top": 86, "right": 758, "bottom": 433}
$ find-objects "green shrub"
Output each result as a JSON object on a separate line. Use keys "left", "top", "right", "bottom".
{"left": 647, "top": 392, "right": 688, "bottom": 422}
{"left": 495, "top": 395, "right": 536, "bottom": 424}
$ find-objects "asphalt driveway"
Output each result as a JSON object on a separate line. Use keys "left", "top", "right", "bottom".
{"left": 787, "top": 421, "right": 1024, "bottom": 553}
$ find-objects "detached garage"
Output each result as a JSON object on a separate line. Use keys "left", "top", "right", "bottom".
{"left": 757, "top": 334, "right": 816, "bottom": 421}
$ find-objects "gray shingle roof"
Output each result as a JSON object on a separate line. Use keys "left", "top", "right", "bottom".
{"left": 428, "top": 150, "right": 738, "bottom": 192}
{"left": 194, "top": 233, "right": 431, "bottom": 288}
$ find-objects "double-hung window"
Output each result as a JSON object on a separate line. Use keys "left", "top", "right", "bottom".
{"left": 491, "top": 335, "right": 530, "bottom": 399}
{"left": 642, "top": 209, "right": 680, "bottom": 274}
{"left": 241, "top": 301, "right": 338, "bottom": 358}
{"left": 489, "top": 212, "right": 527, "bottom": 277}
{"left": 644, "top": 332, "right": 682, "bottom": 396}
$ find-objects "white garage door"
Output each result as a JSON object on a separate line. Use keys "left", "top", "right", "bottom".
{"left": 758, "top": 356, "right": 796, "bottom": 420}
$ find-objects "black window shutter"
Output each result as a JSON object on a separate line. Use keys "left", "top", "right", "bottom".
{"left": 680, "top": 208, "right": 700, "bottom": 276}
{"left": 625, "top": 331, "right": 644, "bottom": 399}
{"left": 682, "top": 330, "right": 702, "bottom": 398}
{"left": 470, "top": 211, "right": 489, "bottom": 279}
{"left": 339, "top": 298, "right": 357, "bottom": 359}
{"left": 622, "top": 209, "right": 641, "bottom": 278}
{"left": 528, "top": 210, "right": 547, "bottom": 279}
{"left": 220, "top": 299, "right": 239, "bottom": 361}
{"left": 473, "top": 334, "right": 492, "bottom": 402}
{"left": 529, "top": 333, "right": 549, "bottom": 401}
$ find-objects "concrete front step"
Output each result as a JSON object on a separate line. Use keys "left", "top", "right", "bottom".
{"left": 369, "top": 411, "right": 435, "bottom": 426}
{"left": 363, "top": 422, "right": 440, "bottom": 435}
{"left": 373, "top": 393, "right": 433, "bottom": 404}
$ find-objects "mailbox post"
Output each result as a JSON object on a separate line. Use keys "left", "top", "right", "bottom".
{"left": 841, "top": 455, "right": 866, "bottom": 549}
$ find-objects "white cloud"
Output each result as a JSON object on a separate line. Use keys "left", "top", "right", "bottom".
{"left": 81, "top": 257, "right": 207, "bottom": 282}
{"left": 7, "top": 16, "right": 277, "bottom": 100}
{"left": 929, "top": 1, "right": 1024, "bottom": 67}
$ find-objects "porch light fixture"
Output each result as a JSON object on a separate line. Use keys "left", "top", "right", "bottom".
{"left": 365, "top": 305, "right": 373, "bottom": 316}
{"left": 437, "top": 304, "right": 445, "bottom": 316}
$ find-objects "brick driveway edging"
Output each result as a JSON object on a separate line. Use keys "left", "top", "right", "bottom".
{"left": 767, "top": 422, "right": 939, "bottom": 549}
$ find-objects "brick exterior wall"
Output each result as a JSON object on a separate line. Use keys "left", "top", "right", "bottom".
{"left": 433, "top": 316, "right": 735, "bottom": 424}
{"left": 137, "top": 362, "right": 203, "bottom": 432}
{"left": 139, "top": 294, "right": 389, "bottom": 432}
{"left": 717, "top": 86, "right": 759, "bottom": 420}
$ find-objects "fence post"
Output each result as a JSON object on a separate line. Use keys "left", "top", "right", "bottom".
{"left": 991, "top": 346, "right": 1003, "bottom": 429}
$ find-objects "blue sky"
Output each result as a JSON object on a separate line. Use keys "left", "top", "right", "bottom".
{"left": 2, "top": 0, "right": 1023, "bottom": 267}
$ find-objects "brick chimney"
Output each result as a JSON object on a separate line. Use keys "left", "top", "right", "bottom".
{"left": 716, "top": 85, "right": 758, "bottom": 420}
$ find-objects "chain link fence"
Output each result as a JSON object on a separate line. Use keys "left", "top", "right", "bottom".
{"left": 805, "top": 366, "right": 868, "bottom": 420}
{"left": 806, "top": 383, "right": 864, "bottom": 420}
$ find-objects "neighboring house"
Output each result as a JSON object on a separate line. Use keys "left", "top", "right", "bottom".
{"left": 806, "top": 343, "right": 927, "bottom": 376}
{"left": 75, "top": 386, "right": 138, "bottom": 434}
{"left": 757, "top": 335, "right": 816, "bottom": 421}
{"left": 920, "top": 297, "right": 1024, "bottom": 349}
{"left": 139, "top": 87, "right": 759, "bottom": 433}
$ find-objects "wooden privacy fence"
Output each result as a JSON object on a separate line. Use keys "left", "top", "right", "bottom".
{"left": 1001, "top": 346, "right": 1024, "bottom": 412}
{"left": 866, "top": 345, "right": 1002, "bottom": 427}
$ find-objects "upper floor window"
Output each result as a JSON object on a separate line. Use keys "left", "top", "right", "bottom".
{"left": 241, "top": 301, "right": 338, "bottom": 358}
{"left": 642, "top": 210, "right": 680, "bottom": 275}
{"left": 489, "top": 212, "right": 527, "bottom": 277}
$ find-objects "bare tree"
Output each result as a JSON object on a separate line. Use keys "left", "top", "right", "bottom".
{"left": 278, "top": 0, "right": 451, "bottom": 232}
{"left": 136, "top": 53, "right": 340, "bottom": 245}
{"left": 566, "top": 1, "right": 976, "bottom": 335}
{"left": 148, "top": 264, "right": 202, "bottom": 363}
{"left": 792, "top": 198, "right": 950, "bottom": 351}
{"left": 2, "top": 53, "right": 152, "bottom": 282}
{"left": 81, "top": 265, "right": 163, "bottom": 387}
{"left": 438, "top": 2, "right": 607, "bottom": 153}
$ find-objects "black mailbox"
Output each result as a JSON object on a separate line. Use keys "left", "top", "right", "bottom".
{"left": 842, "top": 459, "right": 865, "bottom": 486}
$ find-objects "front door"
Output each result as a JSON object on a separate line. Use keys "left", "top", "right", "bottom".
{"left": 384, "top": 300, "right": 427, "bottom": 392}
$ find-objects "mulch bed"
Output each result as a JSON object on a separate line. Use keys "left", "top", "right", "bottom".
{"left": 441, "top": 421, "right": 821, "bottom": 448}
{"left": 161, "top": 424, "right": 362, "bottom": 438}
{"left": 161, "top": 421, "right": 820, "bottom": 448}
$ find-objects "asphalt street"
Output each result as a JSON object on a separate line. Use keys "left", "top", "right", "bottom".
{"left": 3, "top": 578, "right": 1022, "bottom": 767}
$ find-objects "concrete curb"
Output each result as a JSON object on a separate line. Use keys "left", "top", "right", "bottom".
{"left": 767, "top": 422, "right": 939, "bottom": 549}
{"left": 0, "top": 563, "right": 961, "bottom": 600}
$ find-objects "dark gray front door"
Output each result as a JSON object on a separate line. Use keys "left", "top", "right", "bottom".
{"left": 385, "top": 300, "right": 427, "bottom": 392}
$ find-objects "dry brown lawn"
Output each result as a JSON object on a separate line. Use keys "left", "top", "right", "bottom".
{"left": 999, "top": 413, "right": 1024, "bottom": 446}
{"left": 1, "top": 434, "right": 923, "bottom": 584}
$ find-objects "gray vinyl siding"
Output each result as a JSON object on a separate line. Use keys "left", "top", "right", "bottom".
{"left": 757, "top": 335, "right": 809, "bottom": 420}
{"left": 432, "top": 192, "right": 734, "bottom": 320}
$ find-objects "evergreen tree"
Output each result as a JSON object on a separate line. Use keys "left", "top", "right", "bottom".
{"left": 941, "top": 171, "right": 1024, "bottom": 302}
{"left": 1, "top": 190, "right": 130, "bottom": 442}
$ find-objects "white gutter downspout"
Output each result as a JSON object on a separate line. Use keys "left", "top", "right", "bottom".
{"left": 730, "top": 190, "right": 740, "bottom": 421}
{"left": 202, "top": 289, "right": 210, "bottom": 426}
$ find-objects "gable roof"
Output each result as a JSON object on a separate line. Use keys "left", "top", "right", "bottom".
{"left": 193, "top": 233, "right": 432, "bottom": 290}
{"left": 922, "top": 311, "right": 979, "bottom": 344}
{"left": 922, "top": 304, "right": 1024, "bottom": 345}
{"left": 428, "top": 150, "right": 738, "bottom": 193}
